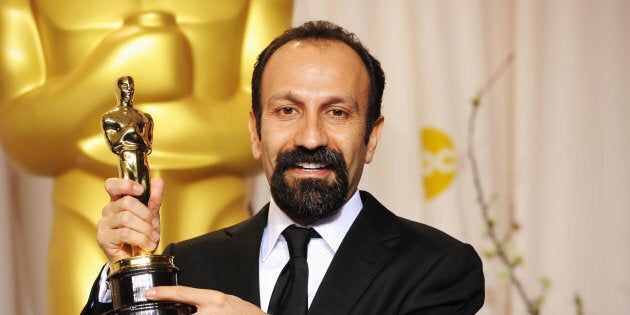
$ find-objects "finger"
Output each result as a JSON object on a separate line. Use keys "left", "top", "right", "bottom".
{"left": 105, "top": 178, "right": 144, "bottom": 201}
{"left": 102, "top": 195, "right": 156, "bottom": 224}
{"left": 98, "top": 195, "right": 159, "bottom": 257}
{"left": 147, "top": 177, "right": 163, "bottom": 241}
{"left": 108, "top": 208, "right": 157, "bottom": 238}
{"left": 148, "top": 177, "right": 164, "bottom": 212}
{"left": 146, "top": 286, "right": 265, "bottom": 315}
{"left": 145, "top": 286, "right": 214, "bottom": 306}
{"left": 97, "top": 210, "right": 158, "bottom": 256}
{"left": 148, "top": 178, "right": 163, "bottom": 228}
{"left": 97, "top": 211, "right": 158, "bottom": 250}
{"left": 97, "top": 226, "right": 157, "bottom": 261}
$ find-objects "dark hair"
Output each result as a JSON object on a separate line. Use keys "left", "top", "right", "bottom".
{"left": 251, "top": 20, "right": 385, "bottom": 144}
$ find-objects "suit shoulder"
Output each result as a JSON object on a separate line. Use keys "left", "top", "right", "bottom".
{"left": 360, "top": 191, "right": 471, "bottom": 255}
{"left": 171, "top": 228, "right": 229, "bottom": 252}
{"left": 160, "top": 213, "right": 265, "bottom": 288}
{"left": 363, "top": 199, "right": 484, "bottom": 283}
{"left": 166, "top": 217, "right": 251, "bottom": 254}
{"left": 163, "top": 207, "right": 268, "bottom": 257}
{"left": 397, "top": 216, "right": 463, "bottom": 251}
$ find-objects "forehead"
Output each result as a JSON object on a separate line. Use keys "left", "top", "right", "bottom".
{"left": 267, "top": 39, "right": 366, "bottom": 74}
{"left": 261, "top": 39, "right": 369, "bottom": 104}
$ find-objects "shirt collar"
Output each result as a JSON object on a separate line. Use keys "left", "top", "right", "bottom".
{"left": 261, "top": 190, "right": 363, "bottom": 262}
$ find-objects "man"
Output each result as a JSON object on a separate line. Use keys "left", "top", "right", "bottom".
{"left": 83, "top": 20, "right": 485, "bottom": 314}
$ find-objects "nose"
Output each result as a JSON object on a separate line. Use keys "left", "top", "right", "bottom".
{"left": 294, "top": 112, "right": 328, "bottom": 150}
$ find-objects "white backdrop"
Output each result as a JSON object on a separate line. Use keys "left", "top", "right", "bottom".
{"left": 1, "top": 1, "right": 629, "bottom": 314}
{"left": 292, "top": 1, "right": 630, "bottom": 314}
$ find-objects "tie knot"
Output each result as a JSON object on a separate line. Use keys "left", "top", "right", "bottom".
{"left": 282, "top": 225, "right": 317, "bottom": 259}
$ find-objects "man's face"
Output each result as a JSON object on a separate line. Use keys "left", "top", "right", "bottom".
{"left": 249, "top": 40, "right": 383, "bottom": 223}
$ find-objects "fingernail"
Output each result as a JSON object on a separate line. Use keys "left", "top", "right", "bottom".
{"left": 145, "top": 288, "right": 155, "bottom": 298}
{"left": 152, "top": 231, "right": 160, "bottom": 242}
{"left": 134, "top": 184, "right": 144, "bottom": 194}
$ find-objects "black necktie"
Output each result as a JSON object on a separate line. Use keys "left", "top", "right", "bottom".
{"left": 268, "top": 225, "right": 318, "bottom": 315}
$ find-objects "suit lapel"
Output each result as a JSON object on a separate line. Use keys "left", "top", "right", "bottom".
{"left": 308, "top": 191, "right": 402, "bottom": 314}
{"left": 211, "top": 206, "right": 269, "bottom": 307}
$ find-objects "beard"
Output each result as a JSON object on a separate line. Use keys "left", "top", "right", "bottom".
{"left": 270, "top": 146, "right": 349, "bottom": 222}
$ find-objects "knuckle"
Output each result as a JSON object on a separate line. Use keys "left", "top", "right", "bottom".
{"left": 96, "top": 230, "right": 105, "bottom": 244}
{"left": 208, "top": 291, "right": 228, "bottom": 307}
{"left": 119, "top": 196, "right": 135, "bottom": 208}
{"left": 119, "top": 227, "right": 132, "bottom": 240}
{"left": 141, "top": 235, "right": 153, "bottom": 247}
{"left": 118, "top": 212, "right": 132, "bottom": 225}
{"left": 96, "top": 218, "right": 106, "bottom": 231}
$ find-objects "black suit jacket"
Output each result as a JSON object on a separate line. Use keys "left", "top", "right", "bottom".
{"left": 83, "top": 191, "right": 484, "bottom": 314}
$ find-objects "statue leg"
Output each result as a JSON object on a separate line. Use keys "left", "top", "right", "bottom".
{"left": 48, "top": 170, "right": 109, "bottom": 315}
{"left": 158, "top": 173, "right": 251, "bottom": 248}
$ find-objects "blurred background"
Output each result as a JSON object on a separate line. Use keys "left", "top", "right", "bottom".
{"left": 1, "top": 0, "right": 628, "bottom": 314}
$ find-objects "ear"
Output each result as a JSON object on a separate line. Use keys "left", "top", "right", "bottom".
{"left": 365, "top": 115, "right": 384, "bottom": 164}
{"left": 248, "top": 111, "right": 262, "bottom": 160}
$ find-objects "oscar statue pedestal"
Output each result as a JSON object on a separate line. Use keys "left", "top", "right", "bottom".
{"left": 106, "top": 255, "right": 195, "bottom": 315}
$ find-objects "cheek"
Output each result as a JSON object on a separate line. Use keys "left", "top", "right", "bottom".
{"left": 258, "top": 133, "right": 284, "bottom": 172}
{"left": 260, "top": 125, "right": 295, "bottom": 156}
{"left": 333, "top": 129, "right": 366, "bottom": 161}
{"left": 339, "top": 143, "right": 368, "bottom": 179}
{"left": 259, "top": 149, "right": 276, "bottom": 180}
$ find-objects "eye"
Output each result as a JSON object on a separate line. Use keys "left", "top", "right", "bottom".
{"left": 275, "top": 106, "right": 300, "bottom": 118}
{"left": 280, "top": 107, "right": 295, "bottom": 115}
{"left": 270, "top": 105, "right": 301, "bottom": 121}
{"left": 330, "top": 109, "right": 346, "bottom": 117}
{"left": 325, "top": 107, "right": 350, "bottom": 120}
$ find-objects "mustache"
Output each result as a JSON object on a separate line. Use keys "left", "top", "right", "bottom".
{"left": 270, "top": 146, "right": 349, "bottom": 222}
{"left": 275, "top": 146, "right": 346, "bottom": 173}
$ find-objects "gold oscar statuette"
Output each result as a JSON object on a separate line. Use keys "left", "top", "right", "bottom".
{"left": 102, "top": 76, "right": 194, "bottom": 315}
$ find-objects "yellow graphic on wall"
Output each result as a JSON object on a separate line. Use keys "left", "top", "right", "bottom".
{"left": 421, "top": 127, "right": 457, "bottom": 199}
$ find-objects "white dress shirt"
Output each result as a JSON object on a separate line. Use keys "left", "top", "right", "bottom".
{"left": 258, "top": 190, "right": 363, "bottom": 312}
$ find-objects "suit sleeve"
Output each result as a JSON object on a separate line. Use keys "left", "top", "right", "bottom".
{"left": 80, "top": 264, "right": 114, "bottom": 315}
{"left": 402, "top": 243, "right": 485, "bottom": 315}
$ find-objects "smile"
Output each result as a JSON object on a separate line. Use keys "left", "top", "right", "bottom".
{"left": 296, "top": 162, "right": 328, "bottom": 170}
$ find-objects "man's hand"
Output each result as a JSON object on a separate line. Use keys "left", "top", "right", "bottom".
{"left": 146, "top": 286, "right": 267, "bottom": 315}
{"left": 97, "top": 177, "right": 164, "bottom": 262}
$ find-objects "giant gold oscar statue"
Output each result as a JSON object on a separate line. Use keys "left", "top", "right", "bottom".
{"left": 0, "top": 1, "right": 293, "bottom": 314}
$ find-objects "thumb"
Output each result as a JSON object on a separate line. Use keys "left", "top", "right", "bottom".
{"left": 148, "top": 177, "right": 164, "bottom": 212}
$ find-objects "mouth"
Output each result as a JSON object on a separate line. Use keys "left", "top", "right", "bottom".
{"left": 296, "top": 162, "right": 328, "bottom": 170}
{"left": 276, "top": 146, "right": 344, "bottom": 179}
{"left": 288, "top": 162, "right": 333, "bottom": 178}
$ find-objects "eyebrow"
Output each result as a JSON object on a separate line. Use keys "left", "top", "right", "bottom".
{"left": 268, "top": 92, "right": 359, "bottom": 109}
{"left": 268, "top": 92, "right": 301, "bottom": 104}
